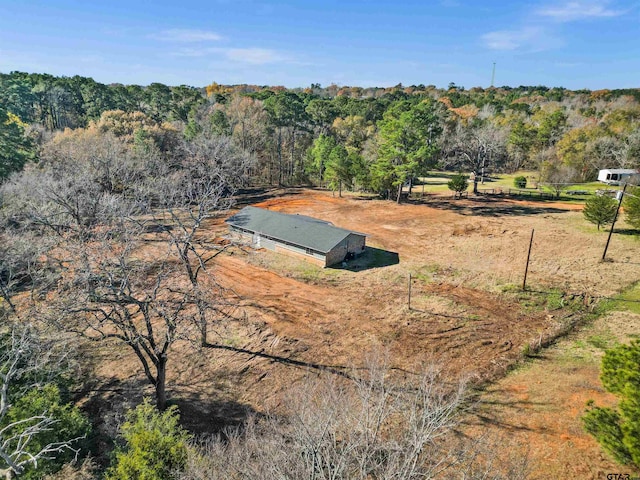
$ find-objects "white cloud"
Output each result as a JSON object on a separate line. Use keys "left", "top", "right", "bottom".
{"left": 150, "top": 29, "right": 222, "bottom": 42}
{"left": 169, "top": 46, "right": 295, "bottom": 65}
{"left": 168, "top": 47, "right": 211, "bottom": 57}
{"left": 536, "top": 1, "right": 624, "bottom": 21}
{"left": 481, "top": 27, "right": 560, "bottom": 51}
{"left": 224, "top": 48, "right": 289, "bottom": 64}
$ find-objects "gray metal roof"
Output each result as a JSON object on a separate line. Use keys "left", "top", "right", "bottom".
{"left": 226, "top": 206, "right": 364, "bottom": 254}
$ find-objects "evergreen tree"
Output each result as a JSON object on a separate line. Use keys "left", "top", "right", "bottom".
{"left": 106, "top": 400, "right": 191, "bottom": 480}
{"left": 0, "top": 106, "right": 34, "bottom": 180}
{"left": 372, "top": 100, "right": 441, "bottom": 203}
{"left": 447, "top": 174, "right": 469, "bottom": 198}
{"left": 583, "top": 340, "right": 640, "bottom": 467}
{"left": 583, "top": 194, "right": 618, "bottom": 230}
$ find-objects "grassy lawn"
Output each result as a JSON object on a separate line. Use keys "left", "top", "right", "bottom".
{"left": 417, "top": 170, "right": 615, "bottom": 201}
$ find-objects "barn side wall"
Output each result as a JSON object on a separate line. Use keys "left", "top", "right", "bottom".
{"left": 347, "top": 234, "right": 366, "bottom": 255}
{"left": 229, "top": 226, "right": 365, "bottom": 268}
{"left": 325, "top": 234, "right": 366, "bottom": 267}
{"left": 274, "top": 245, "right": 326, "bottom": 267}
{"left": 229, "top": 226, "right": 328, "bottom": 266}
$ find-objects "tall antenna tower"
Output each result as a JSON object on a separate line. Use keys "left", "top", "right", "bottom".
{"left": 491, "top": 62, "right": 496, "bottom": 87}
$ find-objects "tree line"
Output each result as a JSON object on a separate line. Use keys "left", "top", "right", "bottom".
{"left": 2, "top": 72, "right": 640, "bottom": 196}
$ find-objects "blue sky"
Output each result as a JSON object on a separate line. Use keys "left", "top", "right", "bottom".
{"left": 0, "top": 0, "right": 638, "bottom": 89}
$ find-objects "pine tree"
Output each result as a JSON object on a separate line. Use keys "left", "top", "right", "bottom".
{"left": 583, "top": 340, "right": 640, "bottom": 467}
{"left": 447, "top": 174, "right": 469, "bottom": 198}
{"left": 583, "top": 194, "right": 618, "bottom": 230}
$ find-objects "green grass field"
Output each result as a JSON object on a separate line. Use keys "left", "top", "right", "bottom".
{"left": 416, "top": 170, "right": 613, "bottom": 201}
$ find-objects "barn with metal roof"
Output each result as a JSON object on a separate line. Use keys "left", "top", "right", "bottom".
{"left": 226, "top": 206, "right": 366, "bottom": 267}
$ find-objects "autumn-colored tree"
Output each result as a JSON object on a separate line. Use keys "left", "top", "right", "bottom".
{"left": 531, "top": 107, "right": 567, "bottom": 150}
{"left": 555, "top": 125, "right": 604, "bottom": 181}
{"left": 0, "top": 106, "right": 35, "bottom": 180}
{"left": 332, "top": 115, "right": 373, "bottom": 151}
{"left": 93, "top": 110, "right": 179, "bottom": 153}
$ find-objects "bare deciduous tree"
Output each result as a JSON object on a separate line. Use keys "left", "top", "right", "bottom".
{"left": 180, "top": 358, "right": 528, "bottom": 480}
{"left": 442, "top": 121, "right": 508, "bottom": 194}
{"left": 0, "top": 230, "right": 57, "bottom": 319}
{"left": 0, "top": 326, "right": 84, "bottom": 479}
{"left": 144, "top": 135, "right": 253, "bottom": 346}
{"left": 1, "top": 124, "right": 254, "bottom": 412}
{"left": 540, "top": 162, "right": 581, "bottom": 198}
{"left": 47, "top": 223, "right": 195, "bottom": 411}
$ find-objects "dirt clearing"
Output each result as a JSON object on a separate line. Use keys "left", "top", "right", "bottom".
{"left": 85, "top": 188, "right": 640, "bottom": 475}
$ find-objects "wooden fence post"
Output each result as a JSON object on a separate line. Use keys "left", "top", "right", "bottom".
{"left": 523, "top": 229, "right": 534, "bottom": 291}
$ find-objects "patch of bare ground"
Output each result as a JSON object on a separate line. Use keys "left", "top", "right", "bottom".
{"left": 79, "top": 188, "right": 640, "bottom": 473}
{"left": 467, "top": 308, "right": 640, "bottom": 479}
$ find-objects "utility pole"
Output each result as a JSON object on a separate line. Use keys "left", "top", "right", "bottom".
{"left": 491, "top": 62, "right": 496, "bottom": 87}
{"left": 602, "top": 183, "right": 628, "bottom": 261}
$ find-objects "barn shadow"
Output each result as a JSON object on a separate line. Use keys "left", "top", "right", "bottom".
{"left": 330, "top": 246, "right": 400, "bottom": 271}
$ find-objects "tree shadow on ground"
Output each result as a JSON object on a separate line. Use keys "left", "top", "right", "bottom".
{"left": 78, "top": 373, "right": 260, "bottom": 446}
{"left": 604, "top": 258, "right": 640, "bottom": 266}
{"left": 330, "top": 246, "right": 400, "bottom": 271}
{"left": 77, "top": 376, "right": 156, "bottom": 467}
{"left": 410, "top": 197, "right": 570, "bottom": 217}
{"left": 234, "top": 187, "right": 302, "bottom": 206}
{"left": 422, "top": 172, "right": 465, "bottom": 181}
{"left": 462, "top": 391, "right": 551, "bottom": 433}
{"left": 612, "top": 228, "right": 640, "bottom": 236}
{"left": 170, "top": 389, "right": 258, "bottom": 436}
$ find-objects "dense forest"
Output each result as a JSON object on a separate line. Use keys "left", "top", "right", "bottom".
{"left": 2, "top": 72, "right": 640, "bottom": 199}
{"left": 1, "top": 71, "right": 640, "bottom": 478}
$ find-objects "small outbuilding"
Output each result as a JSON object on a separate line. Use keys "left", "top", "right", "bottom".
{"left": 598, "top": 169, "right": 639, "bottom": 185}
{"left": 226, "top": 206, "right": 366, "bottom": 267}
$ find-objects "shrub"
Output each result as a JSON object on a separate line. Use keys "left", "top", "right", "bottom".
{"left": 106, "top": 400, "right": 191, "bottom": 480}
{"left": 0, "top": 327, "right": 91, "bottom": 479}
{"left": 447, "top": 174, "right": 468, "bottom": 198}
{"left": 513, "top": 176, "right": 527, "bottom": 188}
{"left": 583, "top": 194, "right": 618, "bottom": 230}
{"left": 2, "top": 384, "right": 91, "bottom": 479}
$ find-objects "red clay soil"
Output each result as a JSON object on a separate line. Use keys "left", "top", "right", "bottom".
{"left": 83, "top": 188, "right": 640, "bottom": 476}
{"left": 198, "top": 188, "right": 639, "bottom": 384}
